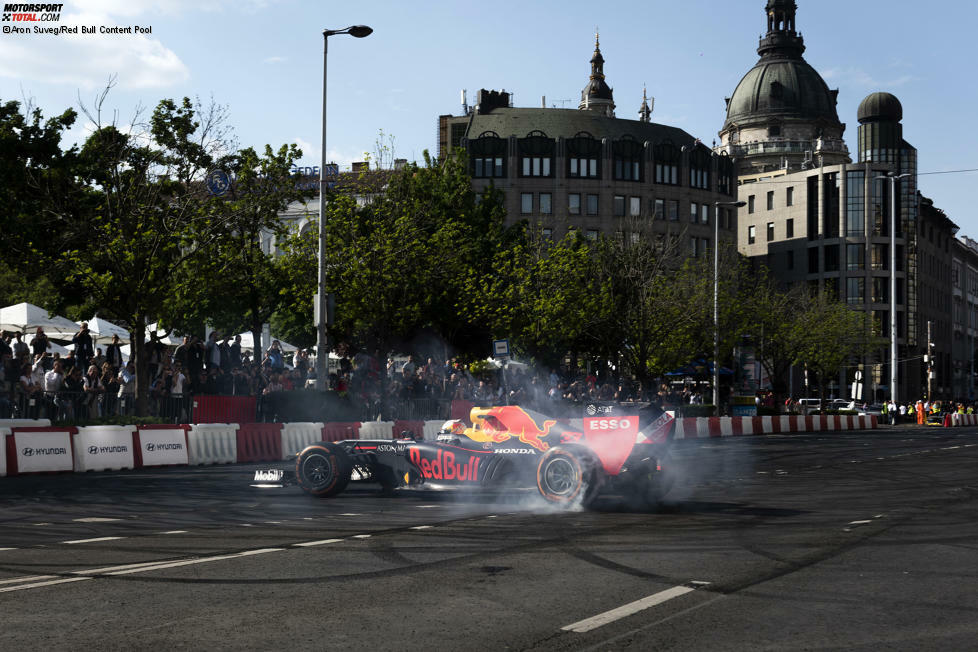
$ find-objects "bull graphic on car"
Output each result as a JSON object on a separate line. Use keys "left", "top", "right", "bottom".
{"left": 251, "top": 405, "right": 677, "bottom": 508}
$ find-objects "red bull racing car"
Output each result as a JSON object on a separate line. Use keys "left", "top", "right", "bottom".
{"left": 254, "top": 405, "right": 677, "bottom": 508}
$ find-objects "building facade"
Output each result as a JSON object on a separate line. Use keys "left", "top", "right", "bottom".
{"left": 438, "top": 37, "right": 738, "bottom": 256}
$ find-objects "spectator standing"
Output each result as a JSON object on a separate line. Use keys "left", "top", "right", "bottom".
{"left": 12, "top": 332, "right": 29, "bottom": 362}
{"left": 105, "top": 334, "right": 124, "bottom": 369}
{"left": 72, "top": 322, "right": 95, "bottom": 369}
{"left": 117, "top": 362, "right": 136, "bottom": 415}
{"left": 100, "top": 362, "right": 118, "bottom": 416}
{"left": 31, "top": 328, "right": 52, "bottom": 369}
{"left": 186, "top": 336, "right": 205, "bottom": 386}
{"left": 266, "top": 340, "right": 285, "bottom": 371}
{"left": 83, "top": 364, "right": 103, "bottom": 418}
{"left": 205, "top": 332, "right": 222, "bottom": 371}
{"left": 229, "top": 335, "right": 242, "bottom": 369}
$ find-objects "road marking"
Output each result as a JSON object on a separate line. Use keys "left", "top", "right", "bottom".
{"left": 32, "top": 523, "right": 52, "bottom": 526}
{"left": 848, "top": 520, "right": 873, "bottom": 526}
{"left": 160, "top": 530, "right": 188, "bottom": 535}
{"left": 416, "top": 505, "right": 439, "bottom": 509}
{"left": 73, "top": 560, "right": 190, "bottom": 575}
{"left": 294, "top": 539, "right": 343, "bottom": 547}
{"left": 62, "top": 536, "right": 125, "bottom": 545}
{"left": 352, "top": 534, "right": 371, "bottom": 539}
{"left": 0, "top": 577, "right": 91, "bottom": 594}
{"left": 340, "top": 513, "right": 361, "bottom": 517}
{"left": 561, "top": 586, "right": 697, "bottom": 633}
{"left": 0, "top": 547, "right": 17, "bottom": 551}
{"left": 101, "top": 548, "right": 283, "bottom": 576}
{"left": 264, "top": 521, "right": 282, "bottom": 524}
{"left": 73, "top": 517, "right": 121, "bottom": 523}
{"left": 410, "top": 525, "right": 433, "bottom": 530}
{"left": 0, "top": 575, "right": 56, "bottom": 585}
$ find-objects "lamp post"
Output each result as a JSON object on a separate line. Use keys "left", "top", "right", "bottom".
{"left": 874, "top": 172, "right": 910, "bottom": 406}
{"left": 316, "top": 25, "right": 372, "bottom": 390}
{"left": 714, "top": 200, "right": 747, "bottom": 415}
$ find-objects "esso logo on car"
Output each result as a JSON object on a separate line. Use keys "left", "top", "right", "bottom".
{"left": 587, "top": 418, "right": 632, "bottom": 431}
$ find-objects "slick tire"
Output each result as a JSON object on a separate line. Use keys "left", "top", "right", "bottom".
{"left": 295, "top": 442, "right": 352, "bottom": 497}
{"left": 536, "top": 445, "right": 601, "bottom": 507}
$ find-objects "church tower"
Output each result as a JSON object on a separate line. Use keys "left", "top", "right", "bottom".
{"left": 718, "top": 0, "right": 849, "bottom": 178}
{"left": 579, "top": 33, "right": 615, "bottom": 117}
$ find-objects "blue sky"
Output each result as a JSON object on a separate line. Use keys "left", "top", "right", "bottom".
{"left": 2, "top": 0, "right": 976, "bottom": 234}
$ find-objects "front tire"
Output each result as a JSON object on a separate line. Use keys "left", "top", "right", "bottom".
{"left": 536, "top": 445, "right": 600, "bottom": 506}
{"left": 295, "top": 442, "right": 352, "bottom": 497}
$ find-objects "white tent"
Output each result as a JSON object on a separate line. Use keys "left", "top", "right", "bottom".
{"left": 0, "top": 302, "right": 80, "bottom": 339}
{"left": 233, "top": 332, "right": 299, "bottom": 353}
{"left": 78, "top": 315, "right": 130, "bottom": 345}
{"left": 25, "top": 334, "right": 70, "bottom": 357}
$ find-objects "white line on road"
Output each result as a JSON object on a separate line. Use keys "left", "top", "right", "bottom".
{"left": 61, "top": 536, "right": 125, "bottom": 545}
{"left": 73, "top": 517, "right": 122, "bottom": 523}
{"left": 101, "top": 548, "right": 283, "bottom": 576}
{"left": 0, "top": 577, "right": 91, "bottom": 594}
{"left": 0, "top": 547, "right": 17, "bottom": 551}
{"left": 352, "top": 534, "right": 371, "bottom": 539}
{"left": 562, "top": 586, "right": 697, "bottom": 633}
{"left": 848, "top": 520, "right": 873, "bottom": 526}
{"left": 160, "top": 530, "right": 188, "bottom": 535}
{"left": 0, "top": 575, "right": 56, "bottom": 585}
{"left": 294, "top": 539, "right": 343, "bottom": 547}
{"left": 340, "top": 513, "right": 361, "bottom": 517}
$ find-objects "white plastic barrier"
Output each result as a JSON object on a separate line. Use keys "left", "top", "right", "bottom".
{"left": 73, "top": 426, "right": 136, "bottom": 472}
{"left": 2, "top": 419, "right": 55, "bottom": 476}
{"left": 423, "top": 420, "right": 446, "bottom": 441}
{"left": 187, "top": 423, "right": 238, "bottom": 465}
{"left": 357, "top": 421, "right": 394, "bottom": 440}
{"left": 0, "top": 428, "right": 7, "bottom": 477}
{"left": 12, "top": 428, "right": 74, "bottom": 474}
{"left": 280, "top": 422, "right": 326, "bottom": 458}
{"left": 136, "top": 428, "right": 189, "bottom": 467}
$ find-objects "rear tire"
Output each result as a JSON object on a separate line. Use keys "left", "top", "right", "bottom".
{"left": 536, "top": 445, "right": 600, "bottom": 507}
{"left": 295, "top": 442, "right": 352, "bottom": 497}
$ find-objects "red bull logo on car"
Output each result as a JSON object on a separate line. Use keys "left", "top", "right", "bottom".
{"left": 471, "top": 406, "right": 559, "bottom": 452}
{"left": 408, "top": 447, "right": 481, "bottom": 482}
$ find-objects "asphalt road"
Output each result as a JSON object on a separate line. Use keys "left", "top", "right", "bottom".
{"left": 1, "top": 425, "right": 976, "bottom": 651}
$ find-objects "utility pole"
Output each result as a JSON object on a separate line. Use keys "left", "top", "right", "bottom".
{"left": 926, "top": 320, "right": 934, "bottom": 402}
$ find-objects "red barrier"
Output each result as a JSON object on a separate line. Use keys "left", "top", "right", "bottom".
{"left": 6, "top": 427, "right": 77, "bottom": 475}
{"left": 191, "top": 395, "right": 257, "bottom": 424}
{"left": 321, "top": 422, "right": 360, "bottom": 442}
{"left": 236, "top": 423, "right": 283, "bottom": 463}
{"left": 450, "top": 400, "right": 474, "bottom": 422}
{"left": 134, "top": 425, "right": 190, "bottom": 468}
{"left": 394, "top": 420, "right": 425, "bottom": 440}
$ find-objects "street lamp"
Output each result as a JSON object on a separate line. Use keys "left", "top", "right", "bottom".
{"left": 874, "top": 172, "right": 910, "bottom": 407}
{"left": 714, "top": 200, "right": 746, "bottom": 415}
{"left": 316, "top": 25, "right": 372, "bottom": 390}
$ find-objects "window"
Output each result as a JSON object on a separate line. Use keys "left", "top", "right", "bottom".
{"left": 586, "top": 229, "right": 599, "bottom": 241}
{"left": 540, "top": 193, "right": 552, "bottom": 215}
{"left": 689, "top": 147, "right": 710, "bottom": 189}
{"left": 807, "top": 175, "right": 819, "bottom": 240}
{"left": 518, "top": 132, "right": 555, "bottom": 178}
{"left": 824, "top": 244, "right": 839, "bottom": 272}
{"left": 872, "top": 278, "right": 889, "bottom": 303}
{"left": 717, "top": 154, "right": 734, "bottom": 196}
{"left": 521, "top": 193, "right": 533, "bottom": 214}
{"left": 629, "top": 196, "right": 641, "bottom": 217}
{"left": 568, "top": 193, "right": 581, "bottom": 215}
{"left": 822, "top": 172, "right": 839, "bottom": 238}
{"left": 787, "top": 250, "right": 794, "bottom": 270}
{"left": 748, "top": 195, "right": 755, "bottom": 214}
{"left": 808, "top": 247, "right": 819, "bottom": 274}
{"left": 690, "top": 202, "right": 699, "bottom": 223}
{"left": 567, "top": 133, "right": 601, "bottom": 179}
{"left": 767, "top": 191, "right": 774, "bottom": 210}
{"left": 654, "top": 198, "right": 665, "bottom": 219}
{"left": 701, "top": 238, "right": 709, "bottom": 254}
{"left": 847, "top": 244, "right": 864, "bottom": 271}
{"left": 470, "top": 132, "right": 507, "bottom": 178}
{"left": 613, "top": 137, "right": 643, "bottom": 181}
{"left": 847, "top": 277, "right": 865, "bottom": 305}
{"left": 542, "top": 228, "right": 553, "bottom": 240}
{"left": 871, "top": 244, "right": 888, "bottom": 271}
{"left": 701, "top": 204, "right": 709, "bottom": 224}
{"left": 586, "top": 194, "right": 599, "bottom": 215}
{"left": 846, "top": 171, "right": 865, "bottom": 236}
{"left": 668, "top": 200, "right": 679, "bottom": 221}
{"left": 653, "top": 142, "right": 680, "bottom": 185}
{"left": 691, "top": 237, "right": 698, "bottom": 257}
{"left": 748, "top": 225, "right": 756, "bottom": 245}
{"left": 786, "top": 218, "right": 794, "bottom": 238}
{"left": 614, "top": 195, "right": 625, "bottom": 216}
{"left": 786, "top": 186, "right": 794, "bottom": 206}
{"left": 767, "top": 222, "right": 774, "bottom": 242}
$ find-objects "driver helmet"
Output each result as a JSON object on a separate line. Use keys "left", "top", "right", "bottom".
{"left": 439, "top": 419, "right": 466, "bottom": 436}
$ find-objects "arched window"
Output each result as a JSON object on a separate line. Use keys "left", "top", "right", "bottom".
{"left": 612, "top": 136, "right": 643, "bottom": 182}
{"left": 653, "top": 141, "right": 679, "bottom": 185}
{"left": 566, "top": 132, "right": 601, "bottom": 179}
{"left": 689, "top": 146, "right": 711, "bottom": 190}
{"left": 518, "top": 130, "right": 555, "bottom": 178}
{"left": 468, "top": 131, "right": 507, "bottom": 178}
{"left": 717, "top": 152, "right": 734, "bottom": 196}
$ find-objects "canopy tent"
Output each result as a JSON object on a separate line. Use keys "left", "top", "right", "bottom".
{"left": 78, "top": 315, "right": 130, "bottom": 345}
{"left": 233, "top": 332, "right": 299, "bottom": 353}
{"left": 0, "top": 302, "right": 80, "bottom": 339}
{"left": 25, "top": 334, "right": 70, "bottom": 357}
{"left": 145, "top": 323, "right": 183, "bottom": 346}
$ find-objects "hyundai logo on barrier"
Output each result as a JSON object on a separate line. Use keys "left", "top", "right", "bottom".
{"left": 146, "top": 443, "right": 155, "bottom": 452}
{"left": 146, "top": 442, "right": 182, "bottom": 452}
{"left": 88, "top": 445, "right": 128, "bottom": 455}
{"left": 22, "top": 447, "right": 33, "bottom": 457}
{"left": 21, "top": 447, "right": 67, "bottom": 456}
{"left": 89, "top": 446, "right": 98, "bottom": 455}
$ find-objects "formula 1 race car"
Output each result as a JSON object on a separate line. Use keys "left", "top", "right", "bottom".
{"left": 253, "top": 405, "right": 677, "bottom": 508}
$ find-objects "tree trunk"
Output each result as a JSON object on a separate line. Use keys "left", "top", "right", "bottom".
{"left": 131, "top": 320, "right": 149, "bottom": 417}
